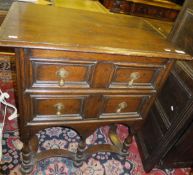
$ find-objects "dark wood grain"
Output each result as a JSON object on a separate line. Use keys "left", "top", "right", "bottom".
{"left": 136, "top": 0, "right": 193, "bottom": 172}
{"left": 169, "top": 0, "right": 193, "bottom": 56}
{"left": 136, "top": 62, "right": 193, "bottom": 171}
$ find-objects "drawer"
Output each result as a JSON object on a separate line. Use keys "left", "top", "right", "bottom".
{"left": 29, "top": 58, "right": 95, "bottom": 88}
{"left": 100, "top": 94, "right": 151, "bottom": 119}
{"left": 27, "top": 49, "right": 168, "bottom": 90}
{"left": 29, "top": 95, "right": 87, "bottom": 122}
{"left": 109, "top": 63, "right": 163, "bottom": 89}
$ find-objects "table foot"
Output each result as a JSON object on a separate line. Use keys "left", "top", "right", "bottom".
{"left": 74, "top": 140, "right": 86, "bottom": 167}
{"left": 20, "top": 142, "right": 34, "bottom": 174}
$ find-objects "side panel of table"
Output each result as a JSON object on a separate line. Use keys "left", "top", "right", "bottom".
{"left": 135, "top": 61, "right": 193, "bottom": 172}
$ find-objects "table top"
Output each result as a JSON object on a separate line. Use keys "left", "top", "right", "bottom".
{"left": 144, "top": 18, "right": 173, "bottom": 37}
{"left": 0, "top": 2, "right": 191, "bottom": 60}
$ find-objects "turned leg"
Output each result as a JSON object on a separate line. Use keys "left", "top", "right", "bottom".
{"left": 74, "top": 139, "right": 86, "bottom": 167}
{"left": 20, "top": 141, "right": 34, "bottom": 174}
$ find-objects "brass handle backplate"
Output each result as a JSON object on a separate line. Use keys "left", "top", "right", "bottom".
{"left": 56, "top": 68, "right": 69, "bottom": 86}
{"left": 128, "top": 72, "right": 140, "bottom": 86}
{"left": 54, "top": 103, "right": 64, "bottom": 115}
{"left": 116, "top": 101, "right": 128, "bottom": 113}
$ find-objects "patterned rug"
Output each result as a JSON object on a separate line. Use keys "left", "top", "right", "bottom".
{"left": 0, "top": 57, "right": 191, "bottom": 175}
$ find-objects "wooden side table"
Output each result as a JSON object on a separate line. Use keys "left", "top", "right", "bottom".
{"left": 0, "top": 2, "right": 191, "bottom": 174}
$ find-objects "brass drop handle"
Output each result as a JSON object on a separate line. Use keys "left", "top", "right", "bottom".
{"left": 56, "top": 68, "right": 69, "bottom": 86}
{"left": 128, "top": 72, "right": 140, "bottom": 86}
{"left": 54, "top": 103, "right": 64, "bottom": 115}
{"left": 116, "top": 102, "right": 128, "bottom": 113}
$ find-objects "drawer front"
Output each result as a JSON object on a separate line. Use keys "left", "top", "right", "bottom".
{"left": 100, "top": 94, "right": 151, "bottom": 119}
{"left": 109, "top": 63, "right": 163, "bottom": 89}
{"left": 28, "top": 93, "right": 151, "bottom": 122}
{"left": 30, "top": 59, "right": 95, "bottom": 88}
{"left": 30, "top": 95, "right": 87, "bottom": 122}
{"left": 30, "top": 60, "right": 162, "bottom": 90}
{"left": 27, "top": 49, "right": 168, "bottom": 90}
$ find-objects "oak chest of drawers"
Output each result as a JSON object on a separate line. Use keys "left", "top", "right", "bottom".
{"left": 0, "top": 2, "right": 191, "bottom": 173}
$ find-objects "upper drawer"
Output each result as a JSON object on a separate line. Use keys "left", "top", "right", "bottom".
{"left": 109, "top": 62, "right": 164, "bottom": 89}
{"left": 29, "top": 58, "right": 96, "bottom": 88}
{"left": 27, "top": 49, "right": 167, "bottom": 90}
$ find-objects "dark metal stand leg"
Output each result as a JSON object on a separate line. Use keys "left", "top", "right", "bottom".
{"left": 20, "top": 142, "right": 34, "bottom": 174}
{"left": 74, "top": 140, "right": 86, "bottom": 167}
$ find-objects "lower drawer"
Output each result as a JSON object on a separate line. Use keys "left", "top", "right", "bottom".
{"left": 30, "top": 95, "right": 87, "bottom": 121}
{"left": 28, "top": 93, "right": 152, "bottom": 123}
{"left": 100, "top": 95, "right": 151, "bottom": 119}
